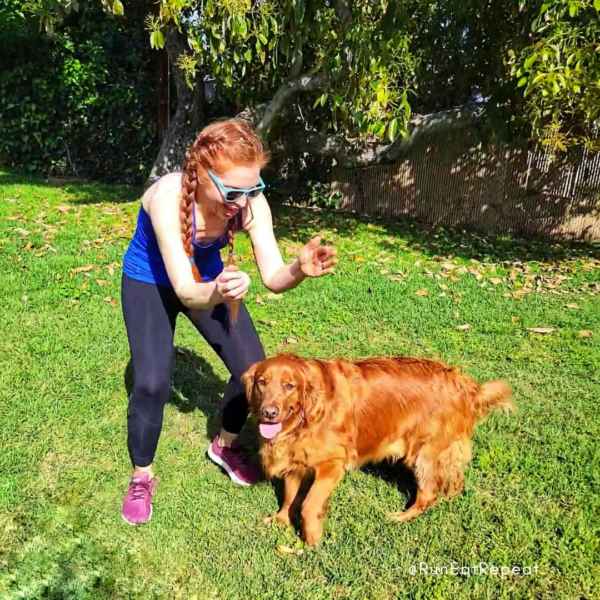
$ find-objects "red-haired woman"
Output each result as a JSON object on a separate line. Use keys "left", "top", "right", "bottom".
{"left": 120, "top": 119, "right": 337, "bottom": 525}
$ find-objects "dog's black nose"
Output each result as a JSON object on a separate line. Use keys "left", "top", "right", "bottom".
{"left": 262, "top": 406, "right": 280, "bottom": 420}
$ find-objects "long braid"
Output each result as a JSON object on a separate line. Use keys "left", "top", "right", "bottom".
{"left": 227, "top": 217, "right": 239, "bottom": 324}
{"left": 181, "top": 154, "right": 202, "bottom": 283}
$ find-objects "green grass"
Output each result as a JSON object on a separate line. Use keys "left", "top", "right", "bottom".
{"left": 0, "top": 170, "right": 599, "bottom": 600}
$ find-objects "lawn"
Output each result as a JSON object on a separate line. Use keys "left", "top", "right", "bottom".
{"left": 0, "top": 170, "right": 599, "bottom": 600}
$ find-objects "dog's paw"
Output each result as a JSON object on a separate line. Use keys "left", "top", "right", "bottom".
{"left": 263, "top": 511, "right": 292, "bottom": 527}
{"left": 388, "top": 509, "right": 421, "bottom": 523}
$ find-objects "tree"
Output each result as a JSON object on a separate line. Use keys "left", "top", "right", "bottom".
{"left": 20, "top": 0, "right": 600, "bottom": 184}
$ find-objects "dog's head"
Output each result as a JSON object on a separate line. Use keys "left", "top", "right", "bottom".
{"left": 242, "top": 354, "right": 315, "bottom": 441}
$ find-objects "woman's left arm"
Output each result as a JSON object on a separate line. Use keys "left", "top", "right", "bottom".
{"left": 245, "top": 195, "right": 337, "bottom": 293}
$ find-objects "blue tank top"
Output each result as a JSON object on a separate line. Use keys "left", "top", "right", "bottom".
{"left": 123, "top": 205, "right": 242, "bottom": 287}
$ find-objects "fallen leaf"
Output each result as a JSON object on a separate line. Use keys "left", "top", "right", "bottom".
{"left": 276, "top": 545, "right": 303, "bottom": 556}
{"left": 511, "top": 316, "right": 520, "bottom": 323}
{"left": 415, "top": 289, "right": 429, "bottom": 297}
{"left": 380, "top": 269, "right": 389, "bottom": 275}
{"left": 456, "top": 266, "right": 469, "bottom": 275}
{"left": 442, "top": 263, "right": 457, "bottom": 271}
{"left": 354, "top": 256, "right": 365, "bottom": 262}
{"left": 56, "top": 205, "right": 71, "bottom": 213}
{"left": 284, "top": 338, "right": 298, "bottom": 345}
{"left": 71, "top": 265, "right": 94, "bottom": 274}
{"left": 56, "top": 273, "right": 62, "bottom": 281}
{"left": 513, "top": 289, "right": 531, "bottom": 298}
{"left": 423, "top": 269, "right": 434, "bottom": 276}
{"left": 13, "top": 228, "right": 30, "bottom": 236}
{"left": 439, "top": 283, "right": 449, "bottom": 291}
{"left": 110, "top": 300, "right": 118, "bottom": 308}
{"left": 22, "top": 295, "right": 28, "bottom": 303}
{"left": 565, "top": 303, "right": 579, "bottom": 309}
{"left": 256, "top": 295, "right": 264, "bottom": 305}
{"left": 96, "top": 279, "right": 106, "bottom": 286}
{"left": 23, "top": 241, "right": 33, "bottom": 251}
{"left": 6, "top": 216, "right": 19, "bottom": 221}
{"left": 527, "top": 327, "right": 555, "bottom": 334}
{"left": 414, "top": 261, "right": 422, "bottom": 268}
{"left": 490, "top": 278, "right": 503, "bottom": 285}
{"left": 449, "top": 276, "right": 460, "bottom": 283}
{"left": 265, "top": 292, "right": 283, "bottom": 301}
{"left": 103, "top": 297, "right": 112, "bottom": 303}
{"left": 108, "top": 267, "right": 115, "bottom": 276}
{"left": 438, "top": 292, "right": 447, "bottom": 298}
{"left": 456, "top": 324, "right": 471, "bottom": 331}
{"left": 577, "top": 330, "right": 593, "bottom": 338}
{"left": 502, "top": 292, "right": 513, "bottom": 298}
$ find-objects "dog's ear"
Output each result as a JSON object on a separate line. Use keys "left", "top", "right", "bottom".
{"left": 241, "top": 362, "right": 259, "bottom": 401}
{"left": 299, "top": 360, "right": 325, "bottom": 424}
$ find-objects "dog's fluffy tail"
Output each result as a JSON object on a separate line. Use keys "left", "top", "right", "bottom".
{"left": 472, "top": 381, "right": 516, "bottom": 423}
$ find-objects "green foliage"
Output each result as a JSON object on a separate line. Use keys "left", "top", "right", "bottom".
{"left": 306, "top": 181, "right": 343, "bottom": 210}
{"left": 510, "top": 0, "right": 600, "bottom": 152}
{"left": 0, "top": 4, "right": 157, "bottom": 182}
{"left": 155, "top": 0, "right": 417, "bottom": 142}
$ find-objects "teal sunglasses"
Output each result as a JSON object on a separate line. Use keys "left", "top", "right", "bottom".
{"left": 208, "top": 170, "right": 265, "bottom": 203}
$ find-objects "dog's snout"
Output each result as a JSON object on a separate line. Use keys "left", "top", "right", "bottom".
{"left": 262, "top": 405, "right": 280, "bottom": 421}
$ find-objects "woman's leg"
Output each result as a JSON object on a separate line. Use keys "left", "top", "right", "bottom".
{"left": 185, "top": 301, "right": 266, "bottom": 485}
{"left": 121, "top": 274, "right": 181, "bottom": 522}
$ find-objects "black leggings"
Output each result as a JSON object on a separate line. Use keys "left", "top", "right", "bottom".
{"left": 121, "top": 273, "right": 266, "bottom": 467}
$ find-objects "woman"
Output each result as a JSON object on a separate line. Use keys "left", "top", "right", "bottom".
{"left": 120, "top": 119, "right": 337, "bottom": 525}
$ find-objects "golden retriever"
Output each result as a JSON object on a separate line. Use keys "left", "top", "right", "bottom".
{"left": 242, "top": 354, "right": 514, "bottom": 545}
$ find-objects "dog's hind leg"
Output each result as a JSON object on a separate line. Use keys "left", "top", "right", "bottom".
{"left": 388, "top": 453, "right": 440, "bottom": 523}
{"left": 440, "top": 438, "right": 471, "bottom": 498}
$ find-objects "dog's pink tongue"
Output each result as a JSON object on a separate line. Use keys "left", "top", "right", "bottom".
{"left": 259, "top": 422, "right": 283, "bottom": 439}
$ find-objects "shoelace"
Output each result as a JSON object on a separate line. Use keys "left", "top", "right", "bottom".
{"left": 129, "top": 479, "right": 150, "bottom": 501}
{"left": 224, "top": 445, "right": 246, "bottom": 470}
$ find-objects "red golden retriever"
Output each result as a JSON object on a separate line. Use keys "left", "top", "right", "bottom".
{"left": 242, "top": 354, "right": 515, "bottom": 545}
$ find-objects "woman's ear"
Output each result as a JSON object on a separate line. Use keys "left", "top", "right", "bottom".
{"left": 241, "top": 362, "right": 259, "bottom": 401}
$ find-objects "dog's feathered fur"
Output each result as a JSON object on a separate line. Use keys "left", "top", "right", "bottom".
{"left": 243, "top": 354, "right": 514, "bottom": 545}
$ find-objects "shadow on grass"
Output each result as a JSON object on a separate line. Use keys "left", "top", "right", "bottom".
{"left": 0, "top": 170, "right": 141, "bottom": 205}
{"left": 272, "top": 204, "right": 599, "bottom": 265}
{"left": 2, "top": 169, "right": 598, "bottom": 263}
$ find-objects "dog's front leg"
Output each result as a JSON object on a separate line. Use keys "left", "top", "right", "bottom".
{"left": 274, "top": 473, "right": 303, "bottom": 527}
{"left": 301, "top": 461, "right": 345, "bottom": 545}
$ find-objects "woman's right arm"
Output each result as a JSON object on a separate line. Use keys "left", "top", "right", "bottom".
{"left": 147, "top": 176, "right": 226, "bottom": 309}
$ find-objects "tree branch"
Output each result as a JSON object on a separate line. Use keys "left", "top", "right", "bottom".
{"left": 256, "top": 73, "right": 329, "bottom": 136}
{"left": 333, "top": 0, "right": 352, "bottom": 35}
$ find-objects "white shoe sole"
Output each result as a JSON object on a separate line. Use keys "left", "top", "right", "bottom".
{"left": 207, "top": 445, "right": 252, "bottom": 486}
{"left": 122, "top": 504, "right": 152, "bottom": 526}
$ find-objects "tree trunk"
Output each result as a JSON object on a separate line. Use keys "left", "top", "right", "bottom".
{"left": 145, "top": 25, "right": 204, "bottom": 188}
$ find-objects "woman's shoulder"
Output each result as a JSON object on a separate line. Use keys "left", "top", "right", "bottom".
{"left": 142, "top": 172, "right": 183, "bottom": 211}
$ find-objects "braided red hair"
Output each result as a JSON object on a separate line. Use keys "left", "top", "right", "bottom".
{"left": 181, "top": 119, "right": 268, "bottom": 323}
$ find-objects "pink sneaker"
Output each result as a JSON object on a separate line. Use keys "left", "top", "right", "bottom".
{"left": 207, "top": 437, "right": 261, "bottom": 486}
{"left": 121, "top": 472, "right": 157, "bottom": 525}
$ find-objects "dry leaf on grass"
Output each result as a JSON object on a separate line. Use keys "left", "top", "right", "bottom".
{"left": 56, "top": 205, "right": 71, "bottom": 213}
{"left": 456, "top": 324, "right": 471, "bottom": 330}
{"left": 354, "top": 256, "right": 365, "bottom": 262}
{"left": 283, "top": 338, "right": 298, "bottom": 345}
{"left": 415, "top": 289, "right": 429, "bottom": 297}
{"left": 527, "top": 328, "right": 555, "bottom": 334}
{"left": 380, "top": 269, "right": 389, "bottom": 275}
{"left": 265, "top": 292, "right": 283, "bottom": 301}
{"left": 511, "top": 316, "right": 520, "bottom": 323}
{"left": 13, "top": 228, "right": 30, "bottom": 236}
{"left": 256, "top": 295, "right": 264, "bottom": 305}
{"left": 438, "top": 292, "right": 447, "bottom": 297}
{"left": 71, "top": 265, "right": 94, "bottom": 274}
{"left": 439, "top": 283, "right": 449, "bottom": 291}
{"left": 565, "top": 303, "right": 580, "bottom": 309}
{"left": 490, "top": 278, "right": 503, "bottom": 285}
{"left": 577, "top": 330, "right": 593, "bottom": 338}
{"left": 276, "top": 545, "right": 303, "bottom": 556}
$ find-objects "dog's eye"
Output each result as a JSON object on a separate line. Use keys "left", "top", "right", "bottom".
{"left": 285, "top": 383, "right": 294, "bottom": 391}
{"left": 258, "top": 378, "right": 266, "bottom": 385}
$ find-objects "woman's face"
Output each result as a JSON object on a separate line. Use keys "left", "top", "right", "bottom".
{"left": 199, "top": 163, "right": 262, "bottom": 220}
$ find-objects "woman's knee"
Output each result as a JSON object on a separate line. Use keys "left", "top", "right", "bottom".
{"left": 132, "top": 375, "right": 172, "bottom": 406}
